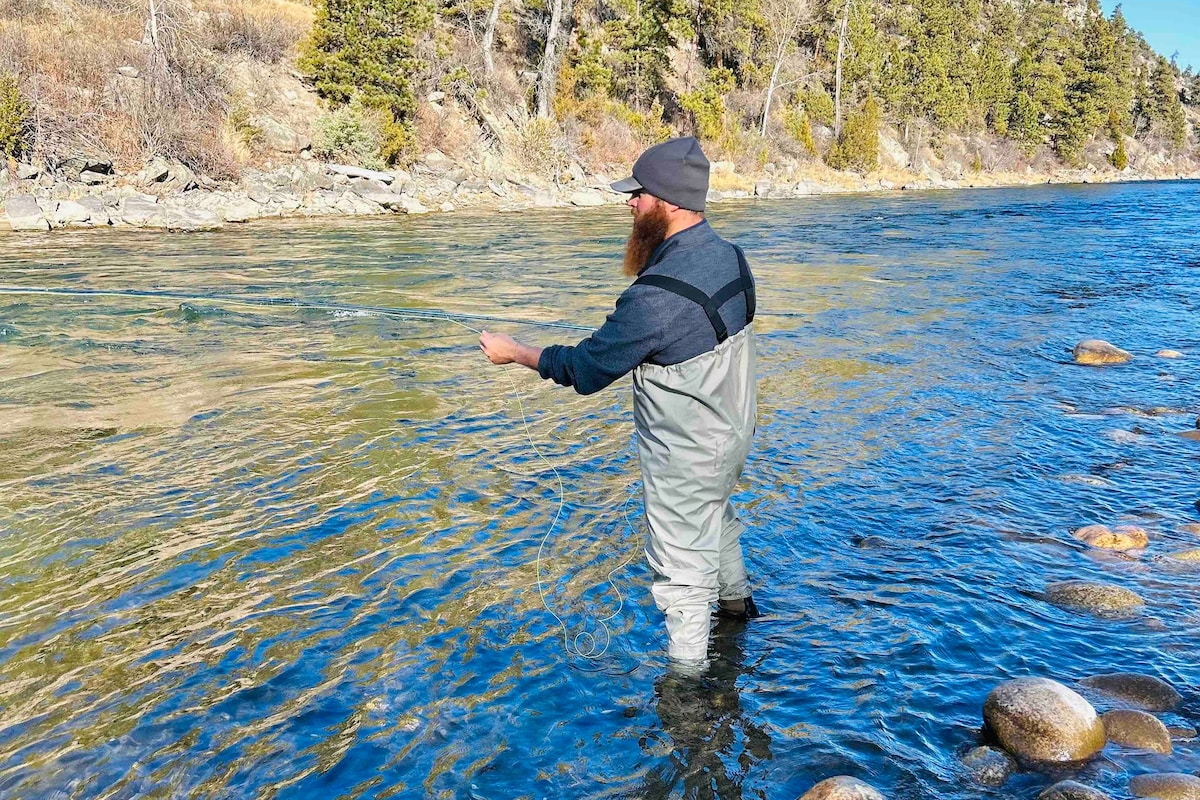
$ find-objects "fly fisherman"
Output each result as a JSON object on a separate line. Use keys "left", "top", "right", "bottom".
{"left": 479, "top": 136, "right": 760, "bottom": 672}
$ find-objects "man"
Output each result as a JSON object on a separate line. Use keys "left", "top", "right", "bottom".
{"left": 479, "top": 136, "right": 759, "bottom": 671}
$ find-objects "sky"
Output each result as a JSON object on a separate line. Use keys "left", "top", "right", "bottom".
{"left": 1103, "top": 0, "right": 1200, "bottom": 72}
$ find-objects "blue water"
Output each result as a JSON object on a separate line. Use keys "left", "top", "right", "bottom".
{"left": 1, "top": 181, "right": 1198, "bottom": 799}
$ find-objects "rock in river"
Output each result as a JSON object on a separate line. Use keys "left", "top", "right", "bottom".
{"left": 1079, "top": 673, "right": 1182, "bottom": 712}
{"left": 983, "top": 678, "right": 1105, "bottom": 763}
{"left": 1102, "top": 709, "right": 1172, "bottom": 753}
{"left": 1073, "top": 524, "right": 1149, "bottom": 551}
{"left": 1129, "top": 773, "right": 1200, "bottom": 800}
{"left": 4, "top": 195, "right": 49, "bottom": 231}
{"left": 1045, "top": 580, "right": 1144, "bottom": 614}
{"left": 1040, "top": 780, "right": 1113, "bottom": 800}
{"left": 798, "top": 776, "right": 886, "bottom": 800}
{"left": 962, "top": 746, "right": 1016, "bottom": 786}
{"left": 1074, "top": 340, "right": 1133, "bottom": 365}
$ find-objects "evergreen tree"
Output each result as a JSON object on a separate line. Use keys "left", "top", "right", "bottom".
{"left": 0, "top": 74, "right": 29, "bottom": 159}
{"left": 827, "top": 92, "right": 880, "bottom": 171}
{"left": 601, "top": 0, "right": 681, "bottom": 108}
{"left": 299, "top": 0, "right": 434, "bottom": 162}
{"left": 1145, "top": 55, "right": 1187, "bottom": 147}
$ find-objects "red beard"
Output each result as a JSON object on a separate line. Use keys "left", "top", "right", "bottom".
{"left": 623, "top": 201, "right": 671, "bottom": 277}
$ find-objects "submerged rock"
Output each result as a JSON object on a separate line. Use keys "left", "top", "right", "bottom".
{"left": 1079, "top": 673, "right": 1182, "bottom": 712}
{"left": 1039, "top": 780, "right": 1113, "bottom": 800}
{"left": 1129, "top": 773, "right": 1200, "bottom": 799}
{"left": 983, "top": 678, "right": 1105, "bottom": 763}
{"left": 1155, "top": 350, "right": 1184, "bottom": 359}
{"left": 1102, "top": 709, "right": 1172, "bottom": 753}
{"left": 1074, "top": 340, "right": 1133, "bottom": 365}
{"left": 1168, "top": 548, "right": 1200, "bottom": 562}
{"left": 1167, "top": 725, "right": 1197, "bottom": 740}
{"left": 1045, "top": 580, "right": 1144, "bottom": 614}
{"left": 798, "top": 776, "right": 885, "bottom": 800}
{"left": 962, "top": 745, "right": 1017, "bottom": 786}
{"left": 1073, "top": 524, "right": 1149, "bottom": 551}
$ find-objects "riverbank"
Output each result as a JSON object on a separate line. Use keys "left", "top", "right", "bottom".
{"left": 2, "top": 154, "right": 1198, "bottom": 233}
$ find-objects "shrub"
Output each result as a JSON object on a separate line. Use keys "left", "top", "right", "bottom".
{"left": 0, "top": 73, "right": 29, "bottom": 158}
{"left": 1110, "top": 136, "right": 1127, "bottom": 169}
{"left": 228, "top": 102, "right": 263, "bottom": 149}
{"left": 513, "top": 116, "right": 570, "bottom": 176}
{"left": 826, "top": 94, "right": 880, "bottom": 173}
{"left": 679, "top": 67, "right": 735, "bottom": 141}
{"left": 312, "top": 100, "right": 387, "bottom": 169}
{"left": 801, "top": 88, "right": 835, "bottom": 127}
{"left": 783, "top": 105, "right": 816, "bottom": 156}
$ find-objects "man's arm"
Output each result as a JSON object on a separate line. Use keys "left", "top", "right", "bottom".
{"left": 479, "top": 331, "right": 542, "bottom": 370}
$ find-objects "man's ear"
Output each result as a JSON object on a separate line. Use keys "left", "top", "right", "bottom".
{"left": 660, "top": 200, "right": 682, "bottom": 214}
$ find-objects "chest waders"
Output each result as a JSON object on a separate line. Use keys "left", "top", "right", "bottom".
{"left": 631, "top": 245, "right": 757, "bottom": 664}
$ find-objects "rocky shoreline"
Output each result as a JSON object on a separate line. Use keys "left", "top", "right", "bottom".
{"left": 2, "top": 153, "right": 1198, "bottom": 233}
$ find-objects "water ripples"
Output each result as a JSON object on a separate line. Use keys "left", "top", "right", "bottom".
{"left": 1, "top": 182, "right": 1200, "bottom": 798}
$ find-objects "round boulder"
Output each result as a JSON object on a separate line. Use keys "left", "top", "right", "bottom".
{"left": 798, "top": 776, "right": 885, "bottom": 800}
{"left": 1079, "top": 673, "right": 1182, "bottom": 712}
{"left": 983, "top": 678, "right": 1106, "bottom": 763}
{"left": 1040, "top": 780, "right": 1113, "bottom": 800}
{"left": 1074, "top": 340, "right": 1133, "bottom": 365}
{"left": 1129, "top": 773, "right": 1200, "bottom": 800}
{"left": 962, "top": 746, "right": 1016, "bottom": 787}
{"left": 1102, "top": 709, "right": 1172, "bottom": 753}
{"left": 1073, "top": 524, "right": 1149, "bottom": 551}
{"left": 1154, "top": 350, "right": 1184, "bottom": 359}
{"left": 1045, "top": 580, "right": 1144, "bottom": 614}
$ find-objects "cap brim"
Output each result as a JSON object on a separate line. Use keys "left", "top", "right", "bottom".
{"left": 609, "top": 175, "right": 643, "bottom": 193}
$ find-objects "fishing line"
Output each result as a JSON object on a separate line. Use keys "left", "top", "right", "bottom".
{"left": 0, "top": 286, "right": 594, "bottom": 333}
{"left": 1, "top": 284, "right": 642, "bottom": 667}
{"left": 444, "top": 312, "right": 643, "bottom": 668}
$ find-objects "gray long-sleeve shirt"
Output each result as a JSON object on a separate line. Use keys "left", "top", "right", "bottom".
{"left": 537, "top": 220, "right": 753, "bottom": 395}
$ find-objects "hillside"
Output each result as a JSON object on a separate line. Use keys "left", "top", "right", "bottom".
{"left": 0, "top": 0, "right": 1197, "bottom": 225}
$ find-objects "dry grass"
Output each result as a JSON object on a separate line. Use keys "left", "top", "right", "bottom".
{"left": 200, "top": 0, "right": 311, "bottom": 63}
{"left": 414, "top": 101, "right": 481, "bottom": 163}
{"left": 0, "top": 0, "right": 287, "bottom": 175}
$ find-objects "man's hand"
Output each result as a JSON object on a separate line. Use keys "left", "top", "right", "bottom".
{"left": 480, "top": 330, "right": 545, "bottom": 371}
{"left": 479, "top": 330, "right": 518, "bottom": 364}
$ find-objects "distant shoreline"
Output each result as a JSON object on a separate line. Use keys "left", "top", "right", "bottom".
{"left": 2, "top": 164, "right": 1198, "bottom": 235}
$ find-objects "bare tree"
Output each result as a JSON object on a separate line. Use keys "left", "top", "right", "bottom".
{"left": 481, "top": 0, "right": 502, "bottom": 76}
{"left": 833, "top": 0, "right": 849, "bottom": 139}
{"left": 759, "top": 0, "right": 814, "bottom": 135}
{"left": 535, "top": 0, "right": 571, "bottom": 118}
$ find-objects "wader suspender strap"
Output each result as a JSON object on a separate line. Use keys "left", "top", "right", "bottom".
{"left": 633, "top": 244, "right": 755, "bottom": 343}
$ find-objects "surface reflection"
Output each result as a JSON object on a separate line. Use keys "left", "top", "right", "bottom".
{"left": 640, "top": 619, "right": 772, "bottom": 800}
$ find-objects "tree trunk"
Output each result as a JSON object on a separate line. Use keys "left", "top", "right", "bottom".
{"left": 834, "top": 0, "right": 850, "bottom": 139}
{"left": 761, "top": 40, "right": 787, "bottom": 136}
{"left": 482, "top": 0, "right": 502, "bottom": 76}
{"left": 536, "top": 0, "right": 567, "bottom": 118}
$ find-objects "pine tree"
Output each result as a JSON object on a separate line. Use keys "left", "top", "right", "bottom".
{"left": 299, "top": 0, "right": 434, "bottom": 163}
{"left": 0, "top": 74, "right": 29, "bottom": 159}
{"left": 602, "top": 0, "right": 680, "bottom": 108}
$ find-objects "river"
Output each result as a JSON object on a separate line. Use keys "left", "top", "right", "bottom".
{"left": 1, "top": 181, "right": 1198, "bottom": 799}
